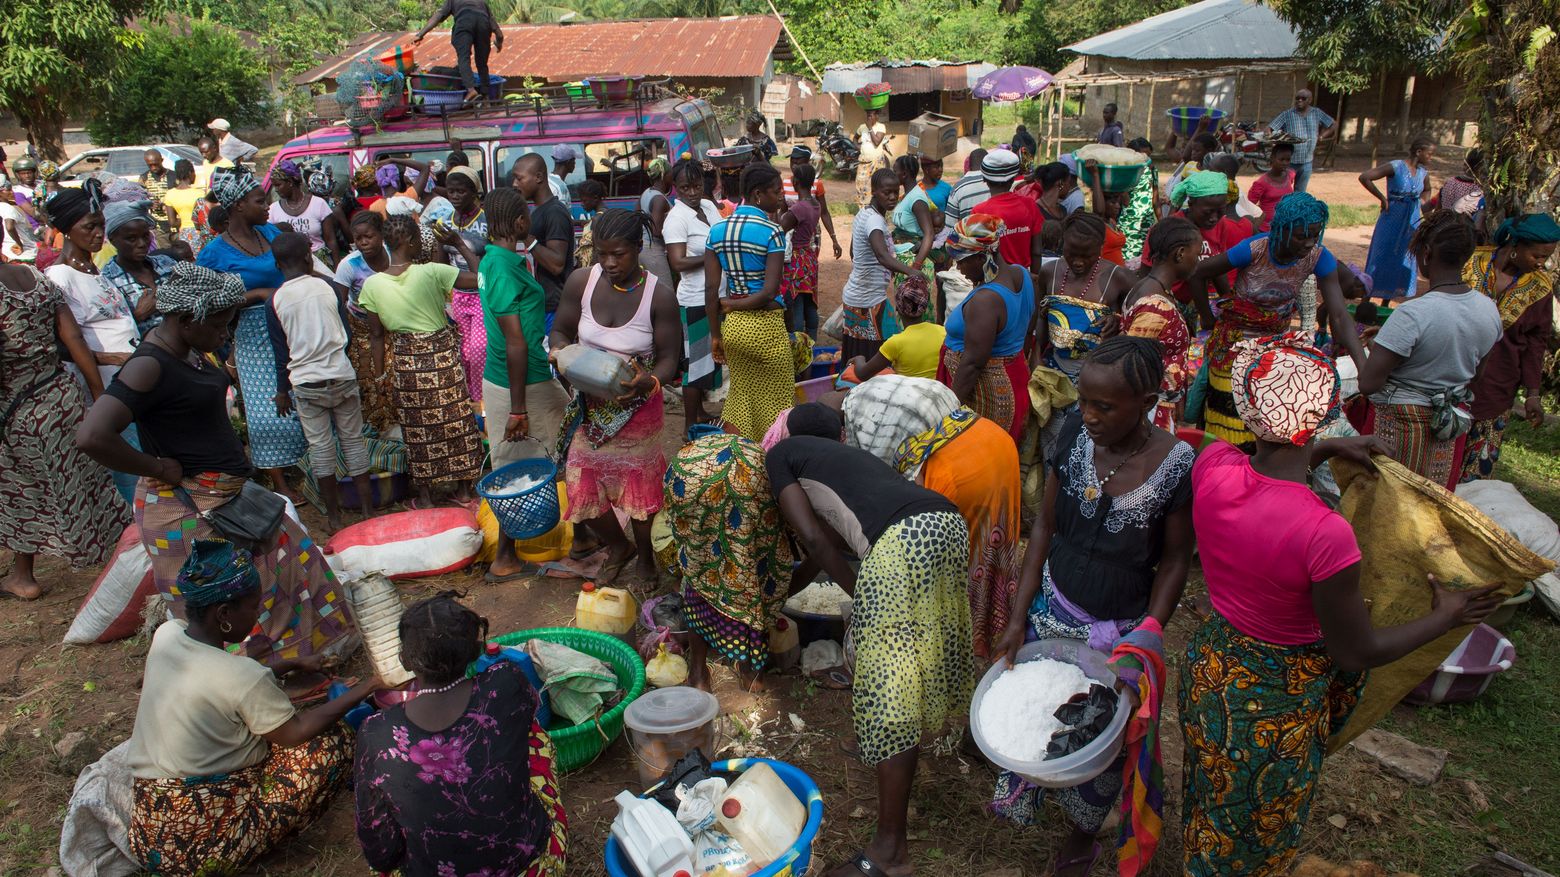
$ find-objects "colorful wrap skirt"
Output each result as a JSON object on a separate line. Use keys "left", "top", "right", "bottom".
{"left": 852, "top": 510, "right": 972, "bottom": 765}
{"left": 1179, "top": 613, "right": 1364, "bottom": 877}
{"left": 234, "top": 305, "right": 308, "bottom": 469}
{"left": 129, "top": 725, "right": 352, "bottom": 877}
{"left": 936, "top": 346, "right": 1031, "bottom": 442}
{"left": 1458, "top": 416, "right": 1506, "bottom": 484}
{"left": 563, "top": 390, "right": 667, "bottom": 523}
{"left": 840, "top": 297, "right": 901, "bottom": 364}
{"left": 134, "top": 471, "right": 355, "bottom": 667}
{"left": 666, "top": 435, "right": 792, "bottom": 669}
{"left": 780, "top": 243, "right": 819, "bottom": 301}
{"left": 449, "top": 289, "right": 487, "bottom": 406}
{"left": 720, "top": 308, "right": 796, "bottom": 443}
{"left": 1374, "top": 402, "right": 1458, "bottom": 487}
{"left": 389, "top": 327, "right": 485, "bottom": 485}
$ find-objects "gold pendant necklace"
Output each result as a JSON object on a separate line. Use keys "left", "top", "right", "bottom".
{"left": 1084, "top": 429, "right": 1152, "bottom": 502}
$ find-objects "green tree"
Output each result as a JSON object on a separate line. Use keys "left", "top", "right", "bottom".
{"left": 1005, "top": 0, "right": 1196, "bottom": 72}
{"left": 86, "top": 21, "right": 272, "bottom": 146}
{"left": 0, "top": 0, "right": 148, "bottom": 160}
{"left": 1265, "top": 0, "right": 1558, "bottom": 219}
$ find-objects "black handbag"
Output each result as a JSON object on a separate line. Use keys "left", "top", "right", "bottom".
{"left": 176, "top": 480, "right": 287, "bottom": 554}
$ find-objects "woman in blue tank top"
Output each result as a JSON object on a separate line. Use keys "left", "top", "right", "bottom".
{"left": 937, "top": 214, "right": 1035, "bottom": 442}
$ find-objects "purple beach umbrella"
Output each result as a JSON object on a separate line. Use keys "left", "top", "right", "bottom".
{"left": 972, "top": 66, "right": 1054, "bottom": 102}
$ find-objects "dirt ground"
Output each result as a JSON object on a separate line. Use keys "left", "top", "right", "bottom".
{"left": 0, "top": 152, "right": 1515, "bottom": 876}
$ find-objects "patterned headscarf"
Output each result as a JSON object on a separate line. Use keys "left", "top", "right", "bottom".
{"left": 647, "top": 157, "right": 669, "bottom": 180}
{"left": 1231, "top": 333, "right": 1340, "bottom": 446}
{"left": 894, "top": 274, "right": 930, "bottom": 321}
{"left": 156, "top": 262, "right": 249, "bottom": 321}
{"left": 101, "top": 175, "right": 148, "bottom": 205}
{"left": 446, "top": 165, "right": 482, "bottom": 193}
{"left": 208, "top": 166, "right": 260, "bottom": 211}
{"left": 103, "top": 199, "right": 154, "bottom": 237}
{"left": 46, "top": 179, "right": 103, "bottom": 232}
{"left": 177, "top": 539, "right": 261, "bottom": 609}
{"left": 273, "top": 158, "right": 302, "bottom": 182}
{"left": 375, "top": 164, "right": 401, "bottom": 190}
{"left": 943, "top": 213, "right": 1006, "bottom": 282}
{"left": 1170, "top": 170, "right": 1229, "bottom": 207}
{"left": 36, "top": 159, "right": 60, "bottom": 181}
{"left": 1269, "top": 192, "right": 1330, "bottom": 249}
{"left": 352, "top": 165, "right": 379, "bottom": 190}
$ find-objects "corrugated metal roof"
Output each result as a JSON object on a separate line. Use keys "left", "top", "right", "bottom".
{"left": 820, "top": 59, "right": 995, "bottom": 94}
{"left": 1064, "top": 0, "right": 1299, "bottom": 61}
{"left": 297, "top": 16, "right": 784, "bottom": 85}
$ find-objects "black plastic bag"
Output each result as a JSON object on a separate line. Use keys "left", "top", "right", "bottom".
{"left": 1045, "top": 684, "right": 1117, "bottom": 759}
{"left": 646, "top": 748, "right": 740, "bottom": 812}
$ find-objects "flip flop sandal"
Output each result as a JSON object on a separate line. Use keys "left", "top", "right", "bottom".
{"left": 1047, "top": 841, "right": 1102, "bottom": 877}
{"left": 484, "top": 568, "right": 529, "bottom": 584}
{"left": 844, "top": 851, "right": 912, "bottom": 876}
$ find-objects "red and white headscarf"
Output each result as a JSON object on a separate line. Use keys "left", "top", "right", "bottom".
{"left": 1231, "top": 333, "right": 1340, "bottom": 446}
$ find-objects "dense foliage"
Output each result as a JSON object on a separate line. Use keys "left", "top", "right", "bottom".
{"left": 86, "top": 21, "right": 272, "bottom": 146}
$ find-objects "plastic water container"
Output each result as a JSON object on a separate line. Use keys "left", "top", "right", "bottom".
{"left": 576, "top": 582, "right": 638, "bottom": 636}
{"left": 555, "top": 344, "right": 634, "bottom": 399}
{"left": 968, "top": 638, "right": 1131, "bottom": 789}
{"left": 624, "top": 686, "right": 719, "bottom": 788}
{"left": 474, "top": 643, "right": 553, "bottom": 728}
{"left": 768, "top": 617, "right": 800, "bottom": 671}
{"left": 610, "top": 790, "right": 696, "bottom": 877}
{"left": 716, "top": 761, "right": 807, "bottom": 868}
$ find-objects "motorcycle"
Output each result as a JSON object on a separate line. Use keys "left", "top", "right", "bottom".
{"left": 1220, "top": 120, "right": 1305, "bottom": 174}
{"left": 818, "top": 121, "right": 860, "bottom": 176}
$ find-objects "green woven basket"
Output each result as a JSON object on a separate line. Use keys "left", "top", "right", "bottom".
{"left": 486, "top": 626, "right": 646, "bottom": 772}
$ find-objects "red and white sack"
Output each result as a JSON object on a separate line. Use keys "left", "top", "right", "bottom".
{"left": 65, "top": 525, "right": 156, "bottom": 644}
{"left": 326, "top": 508, "right": 483, "bottom": 580}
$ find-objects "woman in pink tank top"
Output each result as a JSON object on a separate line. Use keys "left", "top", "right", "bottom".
{"left": 549, "top": 209, "right": 681, "bottom": 583}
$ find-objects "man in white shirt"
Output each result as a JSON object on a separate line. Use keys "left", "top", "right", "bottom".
{"left": 209, "top": 118, "right": 259, "bottom": 165}
{"left": 945, "top": 148, "right": 989, "bottom": 224}
{"left": 266, "top": 232, "right": 373, "bottom": 529}
{"left": 548, "top": 144, "right": 576, "bottom": 203}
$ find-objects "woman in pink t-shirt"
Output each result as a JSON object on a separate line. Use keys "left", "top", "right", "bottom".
{"left": 1179, "top": 335, "right": 1504, "bottom": 877}
{"left": 1246, "top": 142, "right": 1296, "bottom": 231}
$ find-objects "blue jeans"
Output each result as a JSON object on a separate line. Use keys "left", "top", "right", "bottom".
{"left": 788, "top": 293, "right": 818, "bottom": 340}
{"left": 1292, "top": 161, "right": 1314, "bottom": 193}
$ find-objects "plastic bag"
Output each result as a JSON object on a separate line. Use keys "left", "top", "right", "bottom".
{"left": 1327, "top": 457, "right": 1553, "bottom": 751}
{"left": 524, "top": 639, "right": 622, "bottom": 726}
{"left": 646, "top": 644, "right": 690, "bottom": 688}
{"left": 639, "top": 593, "right": 686, "bottom": 659}
{"left": 648, "top": 749, "right": 739, "bottom": 810}
{"left": 820, "top": 305, "right": 845, "bottom": 343}
{"left": 937, "top": 269, "right": 973, "bottom": 317}
{"left": 676, "top": 778, "right": 757, "bottom": 876}
{"left": 800, "top": 640, "right": 844, "bottom": 674}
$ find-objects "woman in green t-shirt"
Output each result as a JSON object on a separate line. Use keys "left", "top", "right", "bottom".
{"left": 359, "top": 215, "right": 484, "bottom": 507}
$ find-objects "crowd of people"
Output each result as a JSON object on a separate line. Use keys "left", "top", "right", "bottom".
{"left": 1, "top": 103, "right": 1556, "bottom": 877}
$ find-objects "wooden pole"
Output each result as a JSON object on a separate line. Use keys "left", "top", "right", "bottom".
{"left": 762, "top": 0, "right": 840, "bottom": 113}
{"left": 1145, "top": 79, "right": 1158, "bottom": 150}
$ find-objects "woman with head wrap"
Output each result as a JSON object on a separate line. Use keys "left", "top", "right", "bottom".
{"left": 550, "top": 208, "right": 682, "bottom": 584}
{"left": 1360, "top": 138, "right": 1436, "bottom": 301}
{"left": 430, "top": 163, "right": 491, "bottom": 406}
{"left": 766, "top": 423, "right": 971, "bottom": 877}
{"left": 267, "top": 158, "right": 343, "bottom": 265}
{"left": 43, "top": 181, "right": 143, "bottom": 393}
{"left": 637, "top": 156, "right": 675, "bottom": 293}
{"left": 1458, "top": 212, "right": 1560, "bottom": 481}
{"left": 0, "top": 253, "right": 127, "bottom": 599}
{"left": 1357, "top": 210, "right": 1502, "bottom": 487}
{"left": 848, "top": 259, "right": 946, "bottom": 382}
{"left": 1180, "top": 334, "right": 1502, "bottom": 877}
{"left": 81, "top": 263, "right": 356, "bottom": 666}
{"left": 664, "top": 434, "right": 793, "bottom": 691}
{"left": 355, "top": 592, "right": 569, "bottom": 877}
{"left": 103, "top": 197, "right": 178, "bottom": 334}
{"left": 1038, "top": 212, "right": 1134, "bottom": 383}
{"left": 1190, "top": 192, "right": 1366, "bottom": 450}
{"left": 196, "top": 166, "right": 309, "bottom": 500}
{"left": 937, "top": 214, "right": 1035, "bottom": 441}
{"left": 359, "top": 215, "right": 486, "bottom": 508}
{"left": 125, "top": 539, "right": 379, "bottom": 877}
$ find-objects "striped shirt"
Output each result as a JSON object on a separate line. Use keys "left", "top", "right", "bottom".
{"left": 141, "top": 169, "right": 172, "bottom": 222}
{"left": 706, "top": 205, "right": 785, "bottom": 300}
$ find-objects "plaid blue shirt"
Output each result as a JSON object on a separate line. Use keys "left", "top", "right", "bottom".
{"left": 1268, "top": 106, "right": 1335, "bottom": 165}
{"left": 706, "top": 205, "right": 785, "bottom": 300}
{"left": 102, "top": 252, "right": 178, "bottom": 336}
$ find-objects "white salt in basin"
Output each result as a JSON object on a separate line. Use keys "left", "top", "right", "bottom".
{"left": 969, "top": 638, "right": 1131, "bottom": 789}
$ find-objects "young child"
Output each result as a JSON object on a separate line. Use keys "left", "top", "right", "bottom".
{"left": 574, "top": 179, "right": 605, "bottom": 268}
{"left": 846, "top": 277, "right": 946, "bottom": 381}
{"left": 1080, "top": 158, "right": 1129, "bottom": 265}
{"left": 266, "top": 231, "right": 374, "bottom": 531}
{"left": 1248, "top": 142, "right": 1296, "bottom": 232}
{"left": 779, "top": 163, "right": 824, "bottom": 338}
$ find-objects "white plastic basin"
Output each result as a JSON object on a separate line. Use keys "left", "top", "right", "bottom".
{"left": 969, "top": 638, "right": 1131, "bottom": 789}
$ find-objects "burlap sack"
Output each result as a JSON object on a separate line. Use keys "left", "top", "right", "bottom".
{"left": 1326, "top": 457, "right": 1552, "bottom": 752}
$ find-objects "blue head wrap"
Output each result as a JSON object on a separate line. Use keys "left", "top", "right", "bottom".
{"left": 177, "top": 539, "right": 261, "bottom": 609}
{"left": 1269, "top": 192, "right": 1329, "bottom": 249}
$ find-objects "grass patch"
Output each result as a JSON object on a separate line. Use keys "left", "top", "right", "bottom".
{"left": 1377, "top": 613, "right": 1560, "bottom": 873}
{"left": 1490, "top": 418, "right": 1560, "bottom": 520}
{"left": 1328, "top": 203, "right": 1379, "bottom": 228}
{"left": 829, "top": 200, "right": 860, "bottom": 217}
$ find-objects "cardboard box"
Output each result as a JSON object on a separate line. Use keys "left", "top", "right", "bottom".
{"left": 906, "top": 112, "right": 961, "bottom": 160}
